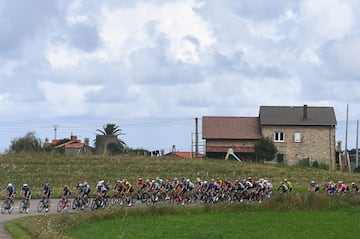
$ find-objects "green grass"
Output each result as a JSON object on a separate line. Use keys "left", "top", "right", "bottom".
{"left": 3, "top": 152, "right": 360, "bottom": 238}
{"left": 0, "top": 152, "right": 358, "bottom": 198}
{"left": 67, "top": 205, "right": 360, "bottom": 239}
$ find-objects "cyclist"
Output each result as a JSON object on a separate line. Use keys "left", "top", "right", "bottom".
{"left": 284, "top": 179, "right": 293, "bottom": 192}
{"left": 124, "top": 181, "right": 134, "bottom": 206}
{"left": 351, "top": 182, "right": 359, "bottom": 193}
{"left": 43, "top": 183, "right": 51, "bottom": 212}
{"left": 82, "top": 181, "right": 91, "bottom": 205}
{"left": 164, "top": 179, "right": 173, "bottom": 200}
{"left": 21, "top": 184, "right": 32, "bottom": 213}
{"left": 63, "top": 185, "right": 71, "bottom": 209}
{"left": 96, "top": 180, "right": 109, "bottom": 206}
{"left": 337, "top": 181, "right": 348, "bottom": 195}
{"left": 325, "top": 181, "right": 336, "bottom": 195}
{"left": 308, "top": 181, "right": 320, "bottom": 192}
{"left": 278, "top": 181, "right": 289, "bottom": 195}
{"left": 5, "top": 183, "right": 16, "bottom": 207}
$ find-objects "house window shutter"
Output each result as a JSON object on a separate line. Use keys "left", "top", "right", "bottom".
{"left": 294, "top": 132, "right": 301, "bottom": 142}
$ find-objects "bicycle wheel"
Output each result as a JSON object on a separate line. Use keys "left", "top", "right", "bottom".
{"left": 19, "top": 201, "right": 25, "bottom": 213}
{"left": 37, "top": 200, "right": 44, "bottom": 212}
{"left": 141, "top": 192, "right": 150, "bottom": 203}
{"left": 8, "top": 202, "right": 13, "bottom": 214}
{"left": 1, "top": 201, "right": 6, "bottom": 214}
{"left": 57, "top": 201, "right": 63, "bottom": 212}
{"left": 72, "top": 199, "right": 77, "bottom": 210}
{"left": 91, "top": 199, "right": 97, "bottom": 211}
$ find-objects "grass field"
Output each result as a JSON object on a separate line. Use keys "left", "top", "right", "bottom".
{"left": 68, "top": 207, "right": 360, "bottom": 239}
{"left": 0, "top": 152, "right": 358, "bottom": 197}
{"left": 3, "top": 152, "right": 360, "bottom": 238}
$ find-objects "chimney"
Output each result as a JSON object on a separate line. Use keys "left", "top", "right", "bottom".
{"left": 84, "top": 138, "right": 89, "bottom": 146}
{"left": 303, "top": 104, "right": 308, "bottom": 120}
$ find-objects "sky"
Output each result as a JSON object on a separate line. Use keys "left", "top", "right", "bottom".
{"left": 1, "top": 0, "right": 360, "bottom": 153}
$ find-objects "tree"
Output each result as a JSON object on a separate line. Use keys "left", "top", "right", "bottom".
{"left": 96, "top": 123, "right": 126, "bottom": 146}
{"left": 9, "top": 132, "right": 42, "bottom": 153}
{"left": 254, "top": 137, "right": 277, "bottom": 162}
{"left": 95, "top": 123, "right": 126, "bottom": 154}
{"left": 107, "top": 142, "right": 126, "bottom": 156}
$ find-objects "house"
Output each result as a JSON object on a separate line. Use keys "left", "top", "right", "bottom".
{"left": 202, "top": 105, "right": 337, "bottom": 168}
{"left": 259, "top": 105, "right": 337, "bottom": 167}
{"left": 44, "top": 135, "right": 92, "bottom": 155}
{"left": 202, "top": 116, "right": 262, "bottom": 161}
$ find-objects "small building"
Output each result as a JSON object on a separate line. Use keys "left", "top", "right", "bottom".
{"left": 44, "top": 135, "right": 92, "bottom": 155}
{"left": 202, "top": 105, "right": 337, "bottom": 168}
{"left": 202, "top": 116, "right": 262, "bottom": 161}
{"left": 259, "top": 105, "right": 337, "bottom": 167}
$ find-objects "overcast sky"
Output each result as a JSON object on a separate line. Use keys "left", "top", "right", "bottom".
{"left": 1, "top": 0, "right": 360, "bottom": 153}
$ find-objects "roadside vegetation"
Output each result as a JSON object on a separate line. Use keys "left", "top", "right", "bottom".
{"left": 2, "top": 152, "right": 360, "bottom": 238}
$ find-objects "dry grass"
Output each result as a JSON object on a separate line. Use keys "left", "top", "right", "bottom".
{"left": 0, "top": 152, "right": 359, "bottom": 197}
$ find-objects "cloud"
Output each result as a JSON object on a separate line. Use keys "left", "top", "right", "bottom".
{"left": 37, "top": 81, "right": 103, "bottom": 116}
{"left": 1, "top": 0, "right": 360, "bottom": 151}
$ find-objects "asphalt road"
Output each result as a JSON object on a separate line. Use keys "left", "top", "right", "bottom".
{"left": 0, "top": 198, "right": 71, "bottom": 239}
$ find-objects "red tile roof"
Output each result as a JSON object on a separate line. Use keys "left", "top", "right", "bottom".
{"left": 202, "top": 116, "right": 262, "bottom": 139}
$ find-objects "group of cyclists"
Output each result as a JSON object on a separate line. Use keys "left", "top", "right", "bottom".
{"left": 2, "top": 177, "right": 360, "bottom": 213}
{"left": 322, "top": 180, "right": 360, "bottom": 195}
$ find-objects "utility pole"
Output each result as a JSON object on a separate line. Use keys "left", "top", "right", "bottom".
{"left": 195, "top": 117, "right": 199, "bottom": 159}
{"left": 54, "top": 125, "right": 58, "bottom": 140}
{"left": 356, "top": 119, "right": 359, "bottom": 169}
{"left": 345, "top": 104, "right": 351, "bottom": 173}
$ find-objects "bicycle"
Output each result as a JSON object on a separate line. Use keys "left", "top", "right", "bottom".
{"left": 91, "top": 195, "right": 109, "bottom": 211}
{"left": 1, "top": 198, "right": 14, "bottom": 214}
{"left": 37, "top": 197, "right": 51, "bottom": 212}
{"left": 57, "top": 196, "right": 71, "bottom": 212}
{"left": 19, "top": 197, "right": 30, "bottom": 213}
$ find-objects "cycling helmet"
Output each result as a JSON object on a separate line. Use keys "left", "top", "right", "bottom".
{"left": 64, "top": 185, "right": 69, "bottom": 189}
{"left": 116, "top": 179, "right": 121, "bottom": 183}
{"left": 352, "top": 182, "right": 355, "bottom": 185}
{"left": 23, "top": 183, "right": 28, "bottom": 187}
{"left": 7, "top": 183, "right": 12, "bottom": 187}
{"left": 138, "top": 177, "right": 143, "bottom": 181}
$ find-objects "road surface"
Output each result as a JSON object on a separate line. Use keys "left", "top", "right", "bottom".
{"left": 0, "top": 198, "right": 69, "bottom": 239}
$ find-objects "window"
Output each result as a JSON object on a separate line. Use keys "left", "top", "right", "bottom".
{"left": 294, "top": 132, "right": 302, "bottom": 143}
{"left": 274, "top": 132, "right": 285, "bottom": 142}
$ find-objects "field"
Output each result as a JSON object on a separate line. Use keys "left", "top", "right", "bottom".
{"left": 68, "top": 207, "right": 360, "bottom": 239}
{"left": 2, "top": 153, "right": 360, "bottom": 238}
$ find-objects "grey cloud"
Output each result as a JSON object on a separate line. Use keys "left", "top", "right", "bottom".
{"left": 67, "top": 23, "right": 102, "bottom": 52}
{"left": 209, "top": 51, "right": 290, "bottom": 79}
{"left": 318, "top": 34, "right": 360, "bottom": 81}
{"left": 198, "top": 0, "right": 298, "bottom": 22}
{"left": 0, "top": 0, "right": 64, "bottom": 57}
{"left": 129, "top": 46, "right": 203, "bottom": 86}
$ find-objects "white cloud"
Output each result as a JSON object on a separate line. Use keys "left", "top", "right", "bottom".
{"left": 299, "top": 0, "right": 355, "bottom": 46}
{"left": 38, "top": 81, "right": 103, "bottom": 116}
{"left": 1, "top": 0, "right": 360, "bottom": 151}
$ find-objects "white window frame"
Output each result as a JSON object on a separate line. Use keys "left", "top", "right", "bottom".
{"left": 274, "top": 132, "right": 285, "bottom": 142}
{"left": 294, "top": 132, "right": 302, "bottom": 143}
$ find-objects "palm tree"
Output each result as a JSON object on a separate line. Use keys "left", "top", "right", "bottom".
{"left": 96, "top": 123, "right": 124, "bottom": 137}
{"left": 95, "top": 123, "right": 126, "bottom": 154}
